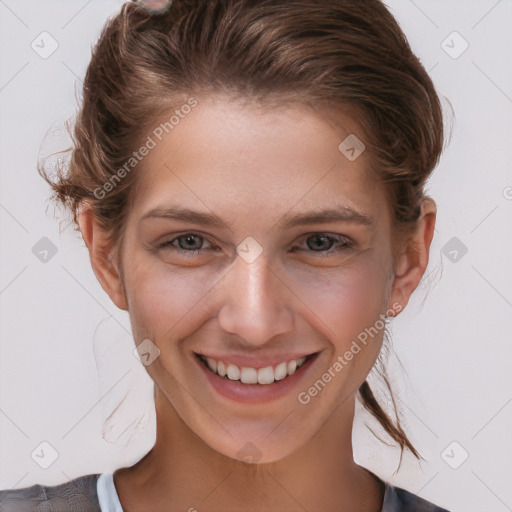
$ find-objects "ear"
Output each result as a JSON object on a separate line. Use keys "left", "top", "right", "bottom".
{"left": 386, "top": 197, "right": 436, "bottom": 316}
{"left": 78, "top": 205, "right": 128, "bottom": 311}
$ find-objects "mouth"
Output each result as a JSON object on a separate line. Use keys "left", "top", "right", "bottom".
{"left": 195, "top": 352, "right": 315, "bottom": 383}
{"left": 193, "top": 351, "right": 321, "bottom": 404}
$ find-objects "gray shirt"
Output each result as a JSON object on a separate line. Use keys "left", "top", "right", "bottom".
{"left": 0, "top": 473, "right": 451, "bottom": 511}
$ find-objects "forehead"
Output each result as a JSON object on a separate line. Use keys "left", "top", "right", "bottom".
{"left": 126, "top": 96, "right": 389, "bottom": 230}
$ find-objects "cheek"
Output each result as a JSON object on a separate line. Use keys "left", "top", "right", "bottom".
{"left": 296, "top": 261, "right": 390, "bottom": 345}
{"left": 124, "top": 241, "right": 392, "bottom": 348}
{"left": 124, "top": 256, "right": 219, "bottom": 340}
{"left": 295, "top": 266, "right": 389, "bottom": 404}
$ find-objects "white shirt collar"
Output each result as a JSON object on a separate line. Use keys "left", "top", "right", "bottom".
{"left": 97, "top": 473, "right": 124, "bottom": 512}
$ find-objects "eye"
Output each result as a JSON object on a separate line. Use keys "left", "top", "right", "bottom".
{"left": 156, "top": 232, "right": 353, "bottom": 259}
{"left": 293, "top": 233, "right": 353, "bottom": 257}
{"left": 158, "top": 233, "right": 217, "bottom": 256}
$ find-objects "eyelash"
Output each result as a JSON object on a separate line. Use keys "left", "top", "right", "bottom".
{"left": 157, "top": 232, "right": 354, "bottom": 257}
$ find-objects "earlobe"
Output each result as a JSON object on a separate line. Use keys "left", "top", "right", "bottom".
{"left": 386, "top": 198, "right": 437, "bottom": 316}
{"left": 78, "top": 206, "right": 129, "bottom": 311}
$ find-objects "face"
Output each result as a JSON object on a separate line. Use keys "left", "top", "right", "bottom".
{"left": 115, "top": 96, "right": 402, "bottom": 463}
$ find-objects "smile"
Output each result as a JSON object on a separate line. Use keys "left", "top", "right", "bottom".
{"left": 196, "top": 354, "right": 310, "bottom": 385}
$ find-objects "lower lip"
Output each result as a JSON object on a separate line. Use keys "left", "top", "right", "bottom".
{"left": 194, "top": 352, "right": 320, "bottom": 404}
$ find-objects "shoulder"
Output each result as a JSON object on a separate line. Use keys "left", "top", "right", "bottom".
{"left": 384, "top": 483, "right": 451, "bottom": 512}
{"left": 0, "top": 473, "right": 101, "bottom": 512}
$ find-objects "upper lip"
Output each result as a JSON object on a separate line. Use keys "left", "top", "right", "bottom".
{"left": 194, "top": 351, "right": 319, "bottom": 369}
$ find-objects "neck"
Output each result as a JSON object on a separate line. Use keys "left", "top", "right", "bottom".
{"left": 114, "top": 389, "right": 384, "bottom": 512}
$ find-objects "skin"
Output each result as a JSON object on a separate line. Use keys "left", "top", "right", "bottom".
{"left": 79, "top": 95, "right": 436, "bottom": 512}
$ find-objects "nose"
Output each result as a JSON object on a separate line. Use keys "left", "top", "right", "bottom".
{"left": 217, "top": 252, "right": 295, "bottom": 347}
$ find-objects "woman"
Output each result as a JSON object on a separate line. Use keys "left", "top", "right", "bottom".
{"left": 0, "top": 0, "right": 451, "bottom": 510}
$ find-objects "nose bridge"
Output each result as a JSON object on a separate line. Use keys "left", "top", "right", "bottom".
{"left": 217, "top": 251, "right": 294, "bottom": 345}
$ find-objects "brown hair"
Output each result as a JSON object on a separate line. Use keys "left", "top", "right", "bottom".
{"left": 39, "top": 0, "right": 446, "bottom": 461}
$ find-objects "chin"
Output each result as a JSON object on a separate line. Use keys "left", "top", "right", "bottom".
{"left": 203, "top": 432, "right": 302, "bottom": 466}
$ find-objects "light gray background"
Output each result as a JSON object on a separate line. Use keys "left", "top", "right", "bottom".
{"left": 1, "top": 1, "right": 511, "bottom": 511}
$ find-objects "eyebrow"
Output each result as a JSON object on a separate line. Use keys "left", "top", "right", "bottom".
{"left": 140, "top": 205, "right": 375, "bottom": 231}
{"left": 276, "top": 206, "right": 374, "bottom": 230}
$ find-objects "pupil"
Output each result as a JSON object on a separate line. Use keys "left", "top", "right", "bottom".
{"left": 182, "top": 235, "right": 201, "bottom": 249}
{"left": 308, "top": 235, "right": 331, "bottom": 251}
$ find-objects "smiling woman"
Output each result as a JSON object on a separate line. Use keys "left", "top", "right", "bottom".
{"left": 0, "top": 0, "right": 451, "bottom": 511}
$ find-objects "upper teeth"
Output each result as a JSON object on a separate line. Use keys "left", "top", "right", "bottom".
{"left": 201, "top": 356, "right": 308, "bottom": 385}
